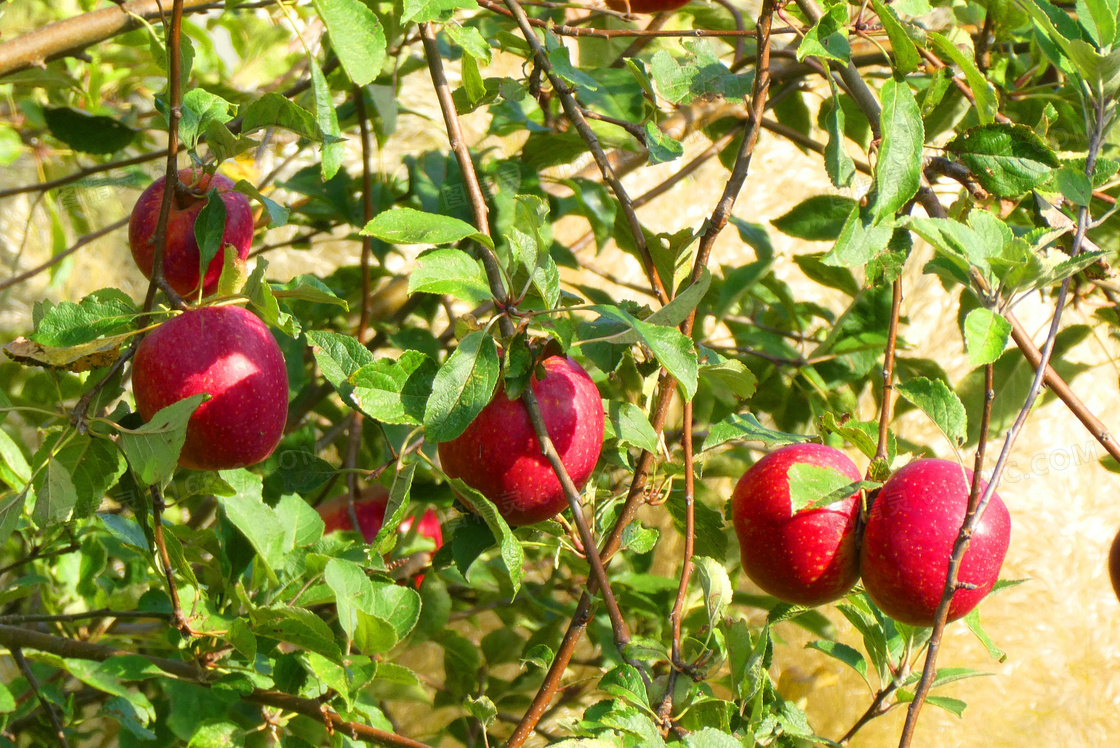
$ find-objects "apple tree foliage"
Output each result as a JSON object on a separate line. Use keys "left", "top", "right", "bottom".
{"left": 0, "top": 0, "right": 1118, "bottom": 746}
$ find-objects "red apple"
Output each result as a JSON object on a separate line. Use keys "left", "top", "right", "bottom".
{"left": 730, "top": 443, "right": 863, "bottom": 606}
{"left": 605, "top": 0, "right": 692, "bottom": 13}
{"left": 129, "top": 168, "right": 254, "bottom": 297}
{"left": 437, "top": 355, "right": 604, "bottom": 527}
{"left": 132, "top": 305, "right": 288, "bottom": 471}
{"left": 1109, "top": 528, "right": 1120, "bottom": 604}
{"left": 860, "top": 458, "right": 1011, "bottom": 626}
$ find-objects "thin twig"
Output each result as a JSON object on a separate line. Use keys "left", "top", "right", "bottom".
{"left": 668, "top": 399, "right": 696, "bottom": 672}
{"left": 11, "top": 646, "right": 71, "bottom": 748}
{"left": 873, "top": 278, "right": 903, "bottom": 465}
{"left": 0, "top": 609, "right": 171, "bottom": 625}
{"left": 150, "top": 486, "right": 192, "bottom": 638}
{"left": 0, "top": 538, "right": 81, "bottom": 577}
{"left": 0, "top": 217, "right": 128, "bottom": 293}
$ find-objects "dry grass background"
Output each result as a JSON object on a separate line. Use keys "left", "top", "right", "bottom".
{"left": 3, "top": 9, "right": 1120, "bottom": 746}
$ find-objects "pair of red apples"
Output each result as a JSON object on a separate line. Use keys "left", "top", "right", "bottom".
{"left": 732, "top": 444, "right": 1012, "bottom": 626}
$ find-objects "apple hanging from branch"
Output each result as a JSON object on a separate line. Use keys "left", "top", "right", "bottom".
{"left": 860, "top": 458, "right": 1011, "bottom": 626}
{"left": 131, "top": 305, "right": 288, "bottom": 471}
{"left": 437, "top": 355, "right": 604, "bottom": 527}
{"left": 129, "top": 168, "right": 254, "bottom": 298}
{"left": 730, "top": 442, "right": 863, "bottom": 606}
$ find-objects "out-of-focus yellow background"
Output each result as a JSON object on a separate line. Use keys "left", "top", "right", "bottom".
{"left": 3, "top": 5, "right": 1120, "bottom": 745}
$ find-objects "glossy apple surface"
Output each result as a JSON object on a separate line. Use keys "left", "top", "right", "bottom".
{"left": 730, "top": 442, "right": 862, "bottom": 606}
{"left": 129, "top": 168, "right": 253, "bottom": 297}
{"left": 860, "top": 458, "right": 1011, "bottom": 626}
{"left": 132, "top": 305, "right": 288, "bottom": 471}
{"left": 437, "top": 355, "right": 604, "bottom": 527}
{"left": 605, "top": 0, "right": 692, "bottom": 13}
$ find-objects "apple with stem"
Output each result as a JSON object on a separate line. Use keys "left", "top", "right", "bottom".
{"left": 860, "top": 458, "right": 1011, "bottom": 626}
{"left": 132, "top": 305, "right": 288, "bottom": 471}
{"left": 129, "top": 168, "right": 254, "bottom": 298}
{"left": 317, "top": 485, "right": 443, "bottom": 584}
{"left": 437, "top": 355, "right": 604, "bottom": 527}
{"left": 730, "top": 442, "right": 863, "bottom": 606}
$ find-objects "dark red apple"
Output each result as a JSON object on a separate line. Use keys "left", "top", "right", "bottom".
{"left": 437, "top": 355, "right": 604, "bottom": 527}
{"left": 132, "top": 305, "right": 288, "bottom": 471}
{"left": 730, "top": 443, "right": 863, "bottom": 606}
{"left": 1109, "top": 528, "right": 1120, "bottom": 604}
{"left": 605, "top": 0, "right": 692, "bottom": 13}
{"left": 317, "top": 485, "right": 443, "bottom": 584}
{"left": 860, "top": 458, "right": 1011, "bottom": 626}
{"left": 129, "top": 168, "right": 254, "bottom": 297}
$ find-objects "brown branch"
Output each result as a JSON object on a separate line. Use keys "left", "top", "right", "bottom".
{"left": 501, "top": 0, "right": 669, "bottom": 303}
{"left": 0, "top": 609, "right": 171, "bottom": 625}
{"left": 0, "top": 151, "right": 167, "bottom": 201}
{"left": 0, "top": 217, "right": 128, "bottom": 293}
{"left": 668, "top": 399, "right": 696, "bottom": 671}
{"left": 0, "top": 537, "right": 80, "bottom": 577}
{"left": 420, "top": 20, "right": 631, "bottom": 648}
{"left": 0, "top": 624, "right": 431, "bottom": 748}
{"left": 11, "top": 646, "right": 71, "bottom": 747}
{"left": 873, "top": 278, "right": 903, "bottom": 466}
{"left": 150, "top": 486, "right": 192, "bottom": 639}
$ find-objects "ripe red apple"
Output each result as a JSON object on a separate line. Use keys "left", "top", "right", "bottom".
{"left": 132, "top": 305, "right": 288, "bottom": 471}
{"left": 437, "top": 355, "right": 604, "bottom": 527}
{"left": 605, "top": 0, "right": 692, "bottom": 13}
{"left": 129, "top": 168, "right": 254, "bottom": 297}
{"left": 860, "top": 458, "right": 1011, "bottom": 626}
{"left": 730, "top": 443, "right": 863, "bottom": 606}
{"left": 317, "top": 485, "right": 443, "bottom": 584}
{"left": 1109, "top": 528, "right": 1120, "bottom": 604}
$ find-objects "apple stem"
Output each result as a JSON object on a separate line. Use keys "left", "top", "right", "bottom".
{"left": 149, "top": 485, "right": 194, "bottom": 640}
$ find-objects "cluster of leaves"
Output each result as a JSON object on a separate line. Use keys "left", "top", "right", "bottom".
{"left": 1, "top": 0, "right": 1118, "bottom": 746}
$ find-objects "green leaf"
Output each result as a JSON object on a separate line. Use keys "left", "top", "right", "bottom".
{"left": 362, "top": 207, "right": 491, "bottom": 248}
{"left": 896, "top": 377, "right": 968, "bottom": 445}
{"left": 31, "top": 289, "right": 135, "bottom": 347}
{"left": 274, "top": 275, "right": 347, "bottom": 309}
{"left": 216, "top": 469, "right": 285, "bottom": 575}
{"left": 119, "top": 394, "right": 207, "bottom": 487}
{"left": 793, "top": 252, "right": 861, "bottom": 296}
{"left": 351, "top": 351, "right": 439, "bottom": 426}
{"left": 872, "top": 1, "right": 921, "bottom": 74}
{"left": 645, "top": 121, "right": 684, "bottom": 164}
{"left": 370, "top": 464, "right": 415, "bottom": 555}
{"left": 823, "top": 89, "right": 855, "bottom": 188}
{"left": 797, "top": 3, "right": 851, "bottom": 63}
{"left": 465, "top": 694, "right": 497, "bottom": 729}
{"left": 313, "top": 0, "right": 386, "bottom": 87}
{"left": 194, "top": 187, "right": 227, "bottom": 282}
{"left": 449, "top": 479, "right": 525, "bottom": 595}
{"left": 703, "top": 414, "right": 809, "bottom": 451}
{"left": 684, "top": 728, "right": 743, "bottom": 748}
{"left": 583, "top": 305, "right": 699, "bottom": 400}
{"left": 698, "top": 347, "right": 757, "bottom": 399}
{"left": 39, "top": 433, "right": 126, "bottom": 520}
{"left": 370, "top": 580, "right": 421, "bottom": 640}
{"left": 945, "top": 124, "right": 1060, "bottom": 197}
{"left": 232, "top": 179, "right": 289, "bottom": 227}
{"left": 695, "top": 556, "right": 732, "bottom": 628}
{"left": 964, "top": 607, "right": 1007, "bottom": 662}
{"left": 275, "top": 494, "right": 325, "bottom": 550}
{"left": 423, "top": 331, "right": 500, "bottom": 443}
{"left": 806, "top": 640, "right": 870, "bottom": 686}
{"left": 896, "top": 689, "right": 968, "bottom": 717}
{"left": 253, "top": 606, "right": 342, "bottom": 661}
{"left": 604, "top": 400, "right": 660, "bottom": 453}
{"left": 325, "top": 557, "right": 376, "bottom": 641}
{"left": 407, "top": 248, "right": 492, "bottom": 304}
{"left": 240, "top": 93, "right": 325, "bottom": 142}
{"left": 1055, "top": 165, "right": 1093, "bottom": 206}
{"left": 179, "top": 90, "right": 236, "bottom": 149}
{"left": 309, "top": 57, "right": 344, "bottom": 181}
{"left": 929, "top": 32, "right": 998, "bottom": 125}
{"left": 870, "top": 77, "right": 924, "bottom": 222}
{"left": 242, "top": 259, "right": 299, "bottom": 338}
{"left": 31, "top": 457, "right": 78, "bottom": 527}
{"left": 772, "top": 195, "right": 857, "bottom": 242}
{"left": 787, "top": 464, "right": 871, "bottom": 512}
{"left": 306, "top": 330, "right": 374, "bottom": 400}
{"left": 963, "top": 308, "right": 1011, "bottom": 366}
{"left": 824, "top": 207, "right": 895, "bottom": 267}
{"left": 600, "top": 664, "right": 651, "bottom": 713}
{"left": 0, "top": 680, "right": 15, "bottom": 713}
{"left": 43, "top": 107, "right": 135, "bottom": 155}
{"left": 1077, "top": 0, "right": 1118, "bottom": 47}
